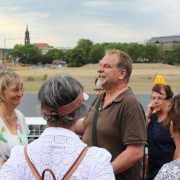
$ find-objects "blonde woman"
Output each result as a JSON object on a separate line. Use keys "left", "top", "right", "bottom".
{"left": 0, "top": 71, "right": 30, "bottom": 168}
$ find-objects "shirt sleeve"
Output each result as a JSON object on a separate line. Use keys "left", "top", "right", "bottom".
{"left": 0, "top": 150, "right": 19, "bottom": 180}
{"left": 154, "top": 163, "right": 178, "bottom": 180}
{"left": 91, "top": 148, "right": 115, "bottom": 180}
{"left": 122, "top": 98, "right": 146, "bottom": 145}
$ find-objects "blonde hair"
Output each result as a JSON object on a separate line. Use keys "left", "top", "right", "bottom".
{"left": 0, "top": 71, "right": 23, "bottom": 94}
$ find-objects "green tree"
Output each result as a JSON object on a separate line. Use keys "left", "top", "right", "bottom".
{"left": 22, "top": 44, "right": 42, "bottom": 64}
{"left": 41, "top": 54, "right": 53, "bottom": 64}
{"left": 76, "top": 39, "right": 93, "bottom": 63}
{"left": 101, "top": 42, "right": 126, "bottom": 52}
{"left": 10, "top": 44, "right": 24, "bottom": 63}
{"left": 89, "top": 44, "right": 105, "bottom": 63}
{"left": 174, "top": 43, "right": 180, "bottom": 64}
{"left": 66, "top": 48, "right": 86, "bottom": 67}
{"left": 144, "top": 45, "right": 161, "bottom": 62}
{"left": 11, "top": 44, "right": 42, "bottom": 64}
{"left": 127, "top": 43, "right": 145, "bottom": 62}
{"left": 163, "top": 50, "right": 176, "bottom": 65}
{"left": 46, "top": 49, "right": 61, "bottom": 60}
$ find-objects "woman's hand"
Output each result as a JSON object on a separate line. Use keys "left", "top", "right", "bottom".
{"left": 145, "top": 102, "right": 154, "bottom": 126}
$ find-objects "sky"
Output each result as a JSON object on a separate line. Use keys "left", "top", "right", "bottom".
{"left": 0, "top": 0, "right": 180, "bottom": 49}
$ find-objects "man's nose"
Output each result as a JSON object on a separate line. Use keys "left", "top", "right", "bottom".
{"left": 98, "top": 66, "right": 104, "bottom": 72}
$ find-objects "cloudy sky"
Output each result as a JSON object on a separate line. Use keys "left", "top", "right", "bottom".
{"left": 0, "top": 0, "right": 180, "bottom": 48}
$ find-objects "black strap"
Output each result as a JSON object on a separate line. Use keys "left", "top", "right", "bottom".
{"left": 92, "top": 94, "right": 103, "bottom": 147}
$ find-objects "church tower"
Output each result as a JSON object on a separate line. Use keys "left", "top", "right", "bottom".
{"left": 25, "top": 25, "right": 30, "bottom": 45}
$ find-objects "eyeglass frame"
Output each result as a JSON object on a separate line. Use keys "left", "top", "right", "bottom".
{"left": 5, "top": 87, "right": 24, "bottom": 94}
{"left": 94, "top": 88, "right": 104, "bottom": 92}
{"left": 151, "top": 96, "right": 168, "bottom": 101}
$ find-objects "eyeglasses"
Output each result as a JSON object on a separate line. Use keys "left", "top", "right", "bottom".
{"left": 151, "top": 96, "right": 167, "bottom": 101}
{"left": 6, "top": 87, "right": 24, "bottom": 94}
{"left": 94, "top": 88, "right": 104, "bottom": 92}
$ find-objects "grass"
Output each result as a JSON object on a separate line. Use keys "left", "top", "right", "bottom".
{"left": 13, "top": 63, "right": 180, "bottom": 94}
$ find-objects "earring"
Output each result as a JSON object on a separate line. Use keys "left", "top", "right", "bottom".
{"left": 171, "top": 133, "right": 174, "bottom": 138}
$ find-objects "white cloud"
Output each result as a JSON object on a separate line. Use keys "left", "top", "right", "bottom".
{"left": 0, "top": 0, "right": 180, "bottom": 48}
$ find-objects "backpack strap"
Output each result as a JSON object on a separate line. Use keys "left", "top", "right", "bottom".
{"left": 42, "top": 168, "right": 56, "bottom": 180}
{"left": 24, "top": 145, "right": 89, "bottom": 180}
{"left": 24, "top": 145, "right": 43, "bottom": 180}
{"left": 62, "top": 146, "right": 89, "bottom": 180}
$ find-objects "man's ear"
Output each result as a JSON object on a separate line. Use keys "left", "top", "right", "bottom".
{"left": 118, "top": 69, "right": 126, "bottom": 80}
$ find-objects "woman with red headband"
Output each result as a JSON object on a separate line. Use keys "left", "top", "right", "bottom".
{"left": 0, "top": 74, "right": 115, "bottom": 179}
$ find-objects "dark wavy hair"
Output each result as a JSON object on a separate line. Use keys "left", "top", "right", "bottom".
{"left": 152, "top": 84, "right": 174, "bottom": 99}
{"left": 163, "top": 94, "right": 180, "bottom": 131}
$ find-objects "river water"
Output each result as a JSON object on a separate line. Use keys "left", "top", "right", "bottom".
{"left": 17, "top": 93, "right": 151, "bottom": 117}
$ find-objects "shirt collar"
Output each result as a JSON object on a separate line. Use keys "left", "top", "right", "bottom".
{"left": 100, "top": 87, "right": 132, "bottom": 103}
{"left": 41, "top": 127, "right": 80, "bottom": 139}
{"left": 113, "top": 88, "right": 132, "bottom": 102}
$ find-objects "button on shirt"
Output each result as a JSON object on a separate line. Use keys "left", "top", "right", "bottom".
{"left": 0, "top": 127, "right": 115, "bottom": 180}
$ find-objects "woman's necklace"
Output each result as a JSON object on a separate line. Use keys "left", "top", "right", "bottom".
{"left": 5, "top": 118, "right": 17, "bottom": 125}
{"left": 2, "top": 112, "right": 17, "bottom": 126}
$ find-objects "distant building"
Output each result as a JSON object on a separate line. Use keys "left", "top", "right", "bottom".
{"left": 41, "top": 47, "right": 54, "bottom": 55}
{"left": 32, "top": 43, "right": 49, "bottom": 49}
{"left": 32, "top": 43, "right": 51, "bottom": 55}
{"left": 25, "top": 25, "right": 30, "bottom": 45}
{"left": 147, "top": 35, "right": 180, "bottom": 51}
{"left": 0, "top": 48, "right": 11, "bottom": 67}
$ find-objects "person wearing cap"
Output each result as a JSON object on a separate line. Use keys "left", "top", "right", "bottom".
{"left": 81, "top": 49, "right": 147, "bottom": 180}
{"left": 0, "top": 74, "right": 115, "bottom": 179}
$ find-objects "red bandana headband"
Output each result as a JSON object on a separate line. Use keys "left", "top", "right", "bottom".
{"left": 43, "top": 92, "right": 84, "bottom": 117}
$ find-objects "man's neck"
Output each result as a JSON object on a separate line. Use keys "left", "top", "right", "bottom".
{"left": 105, "top": 84, "right": 129, "bottom": 97}
{"left": 102, "top": 84, "right": 129, "bottom": 108}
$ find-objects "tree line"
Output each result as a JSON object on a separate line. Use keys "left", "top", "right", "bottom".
{"left": 10, "top": 39, "right": 180, "bottom": 67}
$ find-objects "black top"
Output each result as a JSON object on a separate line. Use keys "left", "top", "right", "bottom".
{"left": 146, "top": 113, "right": 175, "bottom": 180}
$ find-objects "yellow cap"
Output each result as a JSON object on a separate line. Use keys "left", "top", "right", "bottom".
{"left": 154, "top": 74, "right": 166, "bottom": 85}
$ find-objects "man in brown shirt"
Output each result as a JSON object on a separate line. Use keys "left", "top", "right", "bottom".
{"left": 77, "top": 49, "right": 147, "bottom": 180}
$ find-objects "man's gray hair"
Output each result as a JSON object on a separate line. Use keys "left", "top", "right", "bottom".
{"left": 38, "top": 74, "right": 87, "bottom": 127}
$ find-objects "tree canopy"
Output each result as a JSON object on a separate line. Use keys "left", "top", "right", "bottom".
{"left": 9, "top": 39, "right": 180, "bottom": 66}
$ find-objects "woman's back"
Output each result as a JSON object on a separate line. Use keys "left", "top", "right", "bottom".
{"left": 0, "top": 127, "right": 115, "bottom": 179}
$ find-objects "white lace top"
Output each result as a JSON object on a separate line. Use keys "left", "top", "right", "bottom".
{"left": 0, "top": 109, "right": 30, "bottom": 168}
{"left": 154, "top": 159, "right": 180, "bottom": 180}
{"left": 0, "top": 127, "right": 115, "bottom": 180}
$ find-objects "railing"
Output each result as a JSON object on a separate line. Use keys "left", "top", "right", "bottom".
{"left": 25, "top": 117, "right": 47, "bottom": 141}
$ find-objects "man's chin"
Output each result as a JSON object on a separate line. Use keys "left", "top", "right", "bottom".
{"left": 99, "top": 79, "right": 106, "bottom": 85}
